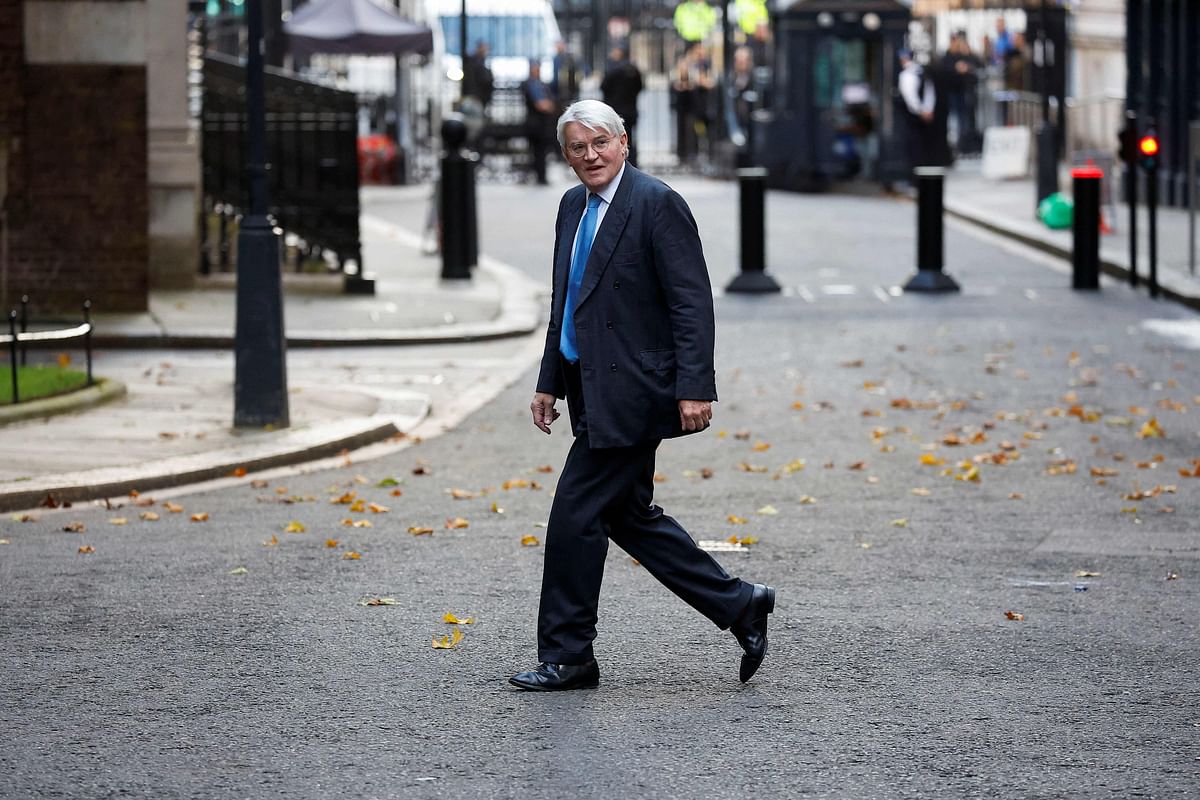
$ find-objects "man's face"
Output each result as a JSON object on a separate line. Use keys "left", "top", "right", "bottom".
{"left": 562, "top": 121, "right": 626, "bottom": 192}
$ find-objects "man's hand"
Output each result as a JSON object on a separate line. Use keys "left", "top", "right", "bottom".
{"left": 531, "top": 392, "right": 561, "bottom": 434}
{"left": 679, "top": 399, "right": 712, "bottom": 432}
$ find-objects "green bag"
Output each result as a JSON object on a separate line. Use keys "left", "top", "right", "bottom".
{"left": 1037, "top": 192, "right": 1074, "bottom": 229}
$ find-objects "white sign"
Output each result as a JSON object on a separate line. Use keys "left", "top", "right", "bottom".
{"left": 982, "top": 127, "right": 1032, "bottom": 179}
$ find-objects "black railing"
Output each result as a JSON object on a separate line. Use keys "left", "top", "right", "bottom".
{"left": 201, "top": 53, "right": 363, "bottom": 278}
{"left": 3, "top": 299, "right": 93, "bottom": 405}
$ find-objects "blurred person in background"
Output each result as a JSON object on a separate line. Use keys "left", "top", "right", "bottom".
{"left": 550, "top": 39, "right": 582, "bottom": 109}
{"left": 461, "top": 40, "right": 494, "bottom": 139}
{"left": 523, "top": 60, "right": 557, "bottom": 185}
{"left": 897, "top": 48, "right": 939, "bottom": 170}
{"left": 942, "top": 31, "right": 983, "bottom": 155}
{"left": 601, "top": 46, "right": 644, "bottom": 167}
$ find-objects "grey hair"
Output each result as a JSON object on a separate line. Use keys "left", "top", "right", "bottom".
{"left": 556, "top": 100, "right": 627, "bottom": 150}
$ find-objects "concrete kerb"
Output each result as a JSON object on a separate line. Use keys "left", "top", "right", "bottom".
{"left": 943, "top": 197, "right": 1200, "bottom": 312}
{"left": 0, "top": 378, "right": 127, "bottom": 426}
{"left": 0, "top": 417, "right": 406, "bottom": 514}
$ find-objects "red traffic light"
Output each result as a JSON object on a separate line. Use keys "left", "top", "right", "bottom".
{"left": 1138, "top": 135, "right": 1159, "bottom": 157}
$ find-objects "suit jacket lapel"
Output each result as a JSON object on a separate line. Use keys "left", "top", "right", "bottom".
{"left": 575, "top": 165, "right": 637, "bottom": 308}
{"left": 553, "top": 186, "right": 586, "bottom": 324}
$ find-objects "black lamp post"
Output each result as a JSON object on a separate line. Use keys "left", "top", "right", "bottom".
{"left": 233, "top": 0, "right": 289, "bottom": 429}
{"left": 460, "top": 0, "right": 468, "bottom": 101}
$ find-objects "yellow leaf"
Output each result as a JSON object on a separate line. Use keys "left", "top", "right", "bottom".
{"left": 1075, "top": 570, "right": 1102, "bottom": 578}
{"left": 717, "top": 430, "right": 728, "bottom": 438}
{"left": 450, "top": 488, "right": 476, "bottom": 499}
{"left": 229, "top": 566, "right": 248, "bottom": 575}
{"left": 445, "top": 517, "right": 470, "bottom": 529}
{"left": 140, "top": 511, "right": 160, "bottom": 521}
{"left": 164, "top": 501, "right": 184, "bottom": 513}
{"left": 891, "top": 518, "right": 909, "bottom": 527}
{"left": 910, "top": 488, "right": 932, "bottom": 497}
{"left": 360, "top": 597, "right": 398, "bottom": 606}
{"left": 798, "top": 495, "right": 817, "bottom": 505}
{"left": 284, "top": 521, "right": 306, "bottom": 533}
{"left": 109, "top": 517, "right": 128, "bottom": 526}
{"left": 342, "top": 551, "right": 362, "bottom": 560}
{"left": 408, "top": 526, "right": 435, "bottom": 536}
{"left": 955, "top": 465, "right": 980, "bottom": 483}
{"left": 443, "top": 613, "right": 475, "bottom": 625}
{"left": 737, "top": 462, "right": 769, "bottom": 473}
{"left": 1120, "top": 506, "right": 1138, "bottom": 514}
{"left": 349, "top": 499, "right": 366, "bottom": 513}
{"left": 756, "top": 505, "right": 779, "bottom": 515}
{"left": 353, "top": 474, "right": 369, "bottom": 485}
{"left": 752, "top": 441, "right": 771, "bottom": 452}
{"left": 491, "top": 501, "right": 504, "bottom": 514}
{"left": 0, "top": 539, "right": 9, "bottom": 545}
{"left": 190, "top": 512, "right": 210, "bottom": 522}
{"left": 78, "top": 545, "right": 96, "bottom": 554}
{"left": 791, "top": 401, "right": 805, "bottom": 410}
{"left": 57, "top": 352, "right": 72, "bottom": 368}
{"left": 521, "top": 534, "right": 540, "bottom": 547}
{"left": 727, "top": 514, "right": 748, "bottom": 524}
{"left": 502, "top": 479, "right": 531, "bottom": 490}
{"left": 262, "top": 534, "right": 279, "bottom": 547}
{"left": 779, "top": 459, "right": 806, "bottom": 475}
{"left": 368, "top": 503, "right": 390, "bottom": 513}
{"left": 325, "top": 539, "right": 340, "bottom": 548}
{"left": 737, "top": 536, "right": 759, "bottom": 546}
{"left": 331, "top": 492, "right": 357, "bottom": 505}
{"left": 1136, "top": 417, "right": 1165, "bottom": 439}
{"left": 431, "top": 627, "right": 465, "bottom": 650}
{"left": 919, "top": 453, "right": 945, "bottom": 466}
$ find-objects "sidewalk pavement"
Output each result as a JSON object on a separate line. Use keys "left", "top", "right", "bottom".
{"left": 4, "top": 167, "right": 1198, "bottom": 513}
{"left": 943, "top": 160, "right": 1200, "bottom": 309}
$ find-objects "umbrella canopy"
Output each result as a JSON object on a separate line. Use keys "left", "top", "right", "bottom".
{"left": 285, "top": 0, "right": 434, "bottom": 57}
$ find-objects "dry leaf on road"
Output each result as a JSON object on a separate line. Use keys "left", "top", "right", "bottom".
{"left": 521, "top": 534, "right": 540, "bottom": 547}
{"left": 443, "top": 613, "right": 474, "bottom": 625}
{"left": 432, "top": 628, "right": 465, "bottom": 649}
{"left": 445, "top": 517, "right": 469, "bottom": 529}
{"left": 408, "top": 526, "right": 435, "bottom": 536}
{"left": 78, "top": 545, "right": 95, "bottom": 554}
{"left": 190, "top": 513, "right": 210, "bottom": 522}
{"left": 284, "top": 521, "right": 306, "bottom": 533}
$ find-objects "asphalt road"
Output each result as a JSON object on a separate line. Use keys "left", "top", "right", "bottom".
{"left": 2, "top": 181, "right": 1199, "bottom": 799}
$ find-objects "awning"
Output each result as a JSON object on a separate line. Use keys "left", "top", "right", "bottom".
{"left": 285, "top": 0, "right": 435, "bottom": 58}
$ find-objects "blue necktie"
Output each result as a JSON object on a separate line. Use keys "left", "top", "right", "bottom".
{"left": 560, "top": 193, "right": 602, "bottom": 363}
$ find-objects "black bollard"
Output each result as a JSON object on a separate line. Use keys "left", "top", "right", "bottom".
{"left": 440, "top": 116, "right": 472, "bottom": 280}
{"left": 464, "top": 150, "right": 479, "bottom": 270}
{"left": 7, "top": 310, "right": 18, "bottom": 404}
{"left": 1071, "top": 167, "right": 1102, "bottom": 290}
{"left": 903, "top": 167, "right": 960, "bottom": 293}
{"left": 725, "top": 168, "right": 781, "bottom": 294}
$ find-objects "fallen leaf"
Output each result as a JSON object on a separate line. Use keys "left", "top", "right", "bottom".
{"left": 910, "top": 488, "right": 932, "bottom": 496}
{"left": 390, "top": 489, "right": 403, "bottom": 497}
{"left": 109, "top": 518, "right": 128, "bottom": 526}
{"left": 368, "top": 503, "right": 390, "bottom": 513}
{"left": 891, "top": 518, "right": 909, "bottom": 527}
{"left": 0, "top": 539, "right": 9, "bottom": 545}
{"left": 1090, "top": 467, "right": 1119, "bottom": 477}
{"left": 230, "top": 467, "right": 247, "bottom": 478}
{"left": 284, "top": 521, "right": 307, "bottom": 533}
{"left": 840, "top": 359, "right": 864, "bottom": 368}
{"left": 521, "top": 534, "right": 540, "bottom": 546}
{"left": 343, "top": 551, "right": 362, "bottom": 560}
{"left": 341, "top": 518, "right": 372, "bottom": 528}
{"left": 190, "top": 513, "right": 209, "bottom": 522}
{"left": 737, "top": 462, "right": 769, "bottom": 473}
{"left": 445, "top": 517, "right": 470, "bottom": 529}
{"left": 1136, "top": 417, "right": 1165, "bottom": 439}
{"left": 450, "top": 488, "right": 476, "bottom": 500}
{"left": 14, "top": 514, "right": 36, "bottom": 522}
{"left": 377, "top": 477, "right": 400, "bottom": 488}
{"left": 955, "top": 465, "right": 981, "bottom": 483}
{"left": 229, "top": 566, "right": 248, "bottom": 575}
{"left": 1009, "top": 493, "right": 1024, "bottom": 500}
{"left": 536, "top": 465, "right": 555, "bottom": 473}
{"left": 140, "top": 511, "right": 160, "bottom": 521}
{"left": 360, "top": 597, "right": 398, "bottom": 606}
{"left": 490, "top": 502, "right": 504, "bottom": 514}
{"left": 78, "top": 545, "right": 96, "bottom": 554}
{"left": 791, "top": 401, "right": 805, "bottom": 410}
{"left": 847, "top": 461, "right": 868, "bottom": 471}
{"left": 443, "top": 613, "right": 475, "bottom": 625}
{"left": 412, "top": 465, "right": 430, "bottom": 476}
{"left": 408, "top": 526, "right": 435, "bottom": 536}
{"left": 752, "top": 441, "right": 771, "bottom": 452}
{"left": 798, "top": 495, "right": 818, "bottom": 505}
{"left": 431, "top": 627, "right": 465, "bottom": 649}
{"left": 1165, "top": 572, "right": 1179, "bottom": 580}
{"left": 349, "top": 499, "right": 366, "bottom": 513}
{"left": 652, "top": 472, "right": 668, "bottom": 483}
{"left": 263, "top": 535, "right": 279, "bottom": 546}
{"left": 62, "top": 522, "right": 86, "bottom": 533}
{"left": 325, "top": 539, "right": 340, "bottom": 548}
{"left": 331, "top": 491, "right": 357, "bottom": 505}
{"left": 778, "top": 459, "right": 806, "bottom": 475}
{"left": 1046, "top": 460, "right": 1077, "bottom": 476}
{"left": 756, "top": 505, "right": 779, "bottom": 515}
{"left": 920, "top": 453, "right": 946, "bottom": 466}
{"left": 727, "top": 514, "right": 748, "bottom": 524}
{"left": 1120, "top": 506, "right": 1138, "bottom": 514}
{"left": 57, "top": 352, "right": 72, "bottom": 368}
{"left": 164, "top": 502, "right": 184, "bottom": 513}
{"left": 353, "top": 475, "right": 370, "bottom": 485}
{"left": 40, "top": 493, "right": 62, "bottom": 509}
{"left": 251, "top": 479, "right": 269, "bottom": 489}
{"left": 1005, "top": 611, "right": 1025, "bottom": 621}
{"left": 700, "top": 467, "right": 714, "bottom": 479}
{"left": 1075, "top": 570, "right": 1102, "bottom": 578}
{"left": 1178, "top": 459, "right": 1200, "bottom": 478}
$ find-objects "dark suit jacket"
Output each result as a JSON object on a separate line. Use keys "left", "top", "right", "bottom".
{"left": 536, "top": 165, "right": 717, "bottom": 449}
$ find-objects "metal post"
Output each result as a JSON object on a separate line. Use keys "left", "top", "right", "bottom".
{"left": 1190, "top": 121, "right": 1197, "bottom": 276}
{"left": 18, "top": 293, "right": 27, "bottom": 366}
{"left": 7, "top": 310, "right": 18, "bottom": 404}
{"left": 83, "top": 300, "right": 93, "bottom": 387}
{"left": 1071, "top": 168, "right": 1102, "bottom": 290}
{"left": 1125, "top": 111, "right": 1139, "bottom": 287}
{"left": 460, "top": 0, "right": 468, "bottom": 102}
{"left": 1034, "top": 0, "right": 1057, "bottom": 206}
{"left": 233, "top": 0, "right": 289, "bottom": 429}
{"left": 440, "top": 117, "right": 472, "bottom": 280}
{"left": 725, "top": 168, "right": 780, "bottom": 293}
{"left": 1147, "top": 145, "right": 1159, "bottom": 299}
{"left": 904, "top": 167, "right": 960, "bottom": 292}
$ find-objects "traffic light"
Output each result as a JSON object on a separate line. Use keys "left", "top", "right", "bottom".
{"left": 1117, "top": 125, "right": 1138, "bottom": 164}
{"left": 1138, "top": 130, "right": 1159, "bottom": 172}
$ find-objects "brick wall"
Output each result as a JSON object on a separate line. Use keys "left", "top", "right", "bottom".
{"left": 1, "top": 0, "right": 148, "bottom": 315}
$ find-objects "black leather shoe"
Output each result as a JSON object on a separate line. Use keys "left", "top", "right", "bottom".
{"left": 509, "top": 660, "right": 600, "bottom": 691}
{"left": 730, "top": 584, "right": 776, "bottom": 683}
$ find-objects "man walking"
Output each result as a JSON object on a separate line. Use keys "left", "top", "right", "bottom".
{"left": 509, "top": 100, "right": 776, "bottom": 692}
{"left": 600, "top": 47, "right": 643, "bottom": 167}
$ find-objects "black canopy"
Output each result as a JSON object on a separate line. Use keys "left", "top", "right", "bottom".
{"left": 285, "top": 0, "right": 434, "bottom": 58}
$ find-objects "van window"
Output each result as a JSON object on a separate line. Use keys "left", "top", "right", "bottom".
{"left": 440, "top": 15, "right": 548, "bottom": 59}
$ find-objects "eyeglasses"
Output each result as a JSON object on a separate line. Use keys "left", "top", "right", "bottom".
{"left": 566, "top": 137, "right": 614, "bottom": 159}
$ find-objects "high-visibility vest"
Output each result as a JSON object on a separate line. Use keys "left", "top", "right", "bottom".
{"left": 736, "top": 0, "right": 768, "bottom": 35}
{"left": 674, "top": 0, "right": 717, "bottom": 42}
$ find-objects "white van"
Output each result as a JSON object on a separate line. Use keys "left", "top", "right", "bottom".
{"left": 424, "top": 0, "right": 561, "bottom": 87}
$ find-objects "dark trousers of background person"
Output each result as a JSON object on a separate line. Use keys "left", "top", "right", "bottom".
{"left": 527, "top": 117, "right": 551, "bottom": 185}
{"left": 536, "top": 360, "right": 751, "bottom": 664}
{"left": 624, "top": 120, "right": 639, "bottom": 168}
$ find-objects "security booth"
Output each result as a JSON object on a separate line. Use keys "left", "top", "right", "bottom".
{"left": 752, "top": 0, "right": 912, "bottom": 191}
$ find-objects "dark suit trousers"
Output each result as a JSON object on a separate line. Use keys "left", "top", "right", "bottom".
{"left": 537, "top": 361, "right": 753, "bottom": 665}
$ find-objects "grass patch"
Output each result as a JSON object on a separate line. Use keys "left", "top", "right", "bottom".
{"left": 0, "top": 365, "right": 90, "bottom": 404}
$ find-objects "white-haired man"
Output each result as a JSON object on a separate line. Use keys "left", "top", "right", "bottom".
{"left": 510, "top": 100, "right": 776, "bottom": 692}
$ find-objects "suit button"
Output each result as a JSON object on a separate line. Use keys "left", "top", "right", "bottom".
{"left": 606, "top": 320, "right": 614, "bottom": 329}
{"left": 609, "top": 363, "right": 617, "bottom": 372}
{"left": 612, "top": 280, "right": 620, "bottom": 289}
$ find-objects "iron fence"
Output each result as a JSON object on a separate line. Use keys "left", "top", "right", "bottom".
{"left": 3, "top": 298, "right": 93, "bottom": 405}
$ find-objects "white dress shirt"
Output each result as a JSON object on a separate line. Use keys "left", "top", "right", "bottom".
{"left": 570, "top": 162, "right": 627, "bottom": 263}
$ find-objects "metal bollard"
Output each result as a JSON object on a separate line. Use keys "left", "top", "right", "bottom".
{"left": 7, "top": 310, "right": 17, "bottom": 404}
{"left": 904, "top": 168, "right": 960, "bottom": 293}
{"left": 439, "top": 116, "right": 472, "bottom": 280}
{"left": 1071, "top": 168, "right": 1102, "bottom": 290}
{"left": 464, "top": 150, "right": 479, "bottom": 270}
{"left": 725, "top": 168, "right": 780, "bottom": 294}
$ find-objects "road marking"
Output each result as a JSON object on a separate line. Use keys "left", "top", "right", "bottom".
{"left": 821, "top": 284, "right": 858, "bottom": 296}
{"left": 872, "top": 286, "right": 891, "bottom": 303}
{"left": 796, "top": 286, "right": 816, "bottom": 303}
